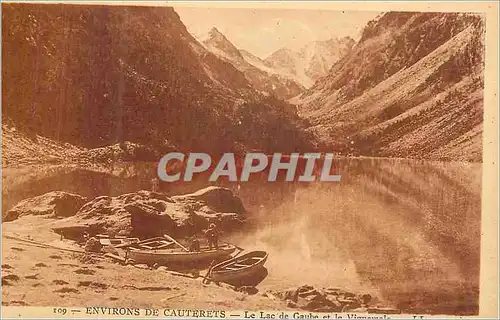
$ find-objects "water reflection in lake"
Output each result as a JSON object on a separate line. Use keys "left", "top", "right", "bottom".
{"left": 2, "top": 158, "right": 482, "bottom": 315}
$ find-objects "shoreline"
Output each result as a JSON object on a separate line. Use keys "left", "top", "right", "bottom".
{"left": 1, "top": 164, "right": 481, "bottom": 316}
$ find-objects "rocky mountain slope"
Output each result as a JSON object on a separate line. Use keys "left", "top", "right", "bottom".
{"left": 201, "top": 28, "right": 304, "bottom": 99}
{"left": 2, "top": 118, "right": 166, "bottom": 169}
{"left": 2, "top": 4, "right": 315, "bottom": 155}
{"left": 293, "top": 12, "right": 485, "bottom": 162}
{"left": 264, "top": 37, "right": 355, "bottom": 88}
{"left": 2, "top": 119, "right": 85, "bottom": 168}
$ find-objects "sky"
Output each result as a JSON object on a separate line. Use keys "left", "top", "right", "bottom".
{"left": 174, "top": 7, "right": 381, "bottom": 59}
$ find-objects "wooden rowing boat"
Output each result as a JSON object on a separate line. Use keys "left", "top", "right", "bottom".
{"left": 127, "top": 243, "right": 237, "bottom": 265}
{"left": 98, "top": 237, "right": 140, "bottom": 247}
{"left": 209, "top": 251, "right": 268, "bottom": 283}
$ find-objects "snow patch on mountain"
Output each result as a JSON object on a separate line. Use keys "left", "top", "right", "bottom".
{"left": 200, "top": 27, "right": 305, "bottom": 99}
{"left": 263, "top": 37, "right": 356, "bottom": 88}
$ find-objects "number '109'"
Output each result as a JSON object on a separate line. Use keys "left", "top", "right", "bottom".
{"left": 53, "top": 308, "right": 67, "bottom": 315}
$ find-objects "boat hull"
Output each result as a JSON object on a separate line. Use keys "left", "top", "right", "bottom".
{"left": 127, "top": 244, "right": 236, "bottom": 265}
{"left": 210, "top": 251, "right": 268, "bottom": 283}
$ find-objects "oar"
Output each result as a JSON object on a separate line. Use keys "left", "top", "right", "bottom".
{"left": 163, "top": 234, "right": 189, "bottom": 252}
{"left": 233, "top": 245, "right": 245, "bottom": 258}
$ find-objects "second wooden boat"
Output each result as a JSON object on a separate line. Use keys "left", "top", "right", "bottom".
{"left": 209, "top": 250, "right": 268, "bottom": 283}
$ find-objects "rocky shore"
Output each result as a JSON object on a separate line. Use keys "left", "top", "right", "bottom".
{"left": 4, "top": 186, "right": 246, "bottom": 240}
{"left": 2, "top": 186, "right": 396, "bottom": 313}
{"left": 265, "top": 285, "right": 399, "bottom": 314}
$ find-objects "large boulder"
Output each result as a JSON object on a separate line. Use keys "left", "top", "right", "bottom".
{"left": 50, "top": 187, "right": 245, "bottom": 239}
{"left": 172, "top": 186, "right": 246, "bottom": 214}
{"left": 3, "top": 191, "right": 88, "bottom": 222}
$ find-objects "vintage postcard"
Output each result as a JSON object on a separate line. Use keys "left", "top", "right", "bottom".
{"left": 1, "top": 1, "right": 498, "bottom": 319}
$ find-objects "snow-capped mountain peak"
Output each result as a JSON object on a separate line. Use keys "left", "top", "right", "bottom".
{"left": 263, "top": 37, "right": 355, "bottom": 88}
{"left": 202, "top": 27, "right": 243, "bottom": 61}
{"left": 200, "top": 28, "right": 305, "bottom": 99}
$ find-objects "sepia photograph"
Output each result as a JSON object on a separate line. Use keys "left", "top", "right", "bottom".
{"left": 1, "top": 1, "right": 497, "bottom": 318}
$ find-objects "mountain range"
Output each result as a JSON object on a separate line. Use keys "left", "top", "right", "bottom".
{"left": 201, "top": 27, "right": 355, "bottom": 94}
{"left": 2, "top": 5, "right": 485, "bottom": 163}
{"left": 293, "top": 12, "right": 485, "bottom": 162}
{"left": 200, "top": 27, "right": 305, "bottom": 100}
